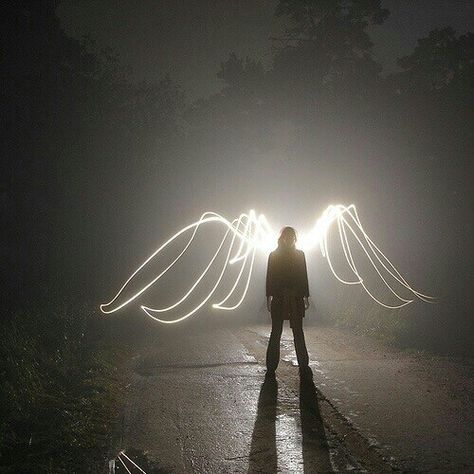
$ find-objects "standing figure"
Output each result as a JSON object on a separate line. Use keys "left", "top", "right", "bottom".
{"left": 265, "top": 226, "right": 312, "bottom": 379}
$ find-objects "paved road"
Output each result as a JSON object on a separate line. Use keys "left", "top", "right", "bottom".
{"left": 117, "top": 317, "right": 474, "bottom": 473}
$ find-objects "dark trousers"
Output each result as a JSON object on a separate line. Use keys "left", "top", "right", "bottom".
{"left": 266, "top": 317, "right": 309, "bottom": 370}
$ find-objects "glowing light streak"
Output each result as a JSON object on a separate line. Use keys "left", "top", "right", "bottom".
{"left": 117, "top": 451, "right": 147, "bottom": 473}
{"left": 100, "top": 204, "right": 433, "bottom": 323}
{"left": 117, "top": 456, "right": 133, "bottom": 474}
{"left": 142, "top": 220, "right": 238, "bottom": 323}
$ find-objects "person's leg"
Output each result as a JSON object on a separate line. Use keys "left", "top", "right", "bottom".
{"left": 266, "top": 318, "right": 284, "bottom": 371}
{"left": 292, "top": 318, "right": 309, "bottom": 368}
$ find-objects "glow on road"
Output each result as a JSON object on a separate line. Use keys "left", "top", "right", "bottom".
{"left": 100, "top": 204, "right": 433, "bottom": 323}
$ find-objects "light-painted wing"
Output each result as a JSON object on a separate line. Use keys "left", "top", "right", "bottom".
{"left": 100, "top": 210, "right": 277, "bottom": 323}
{"left": 302, "top": 204, "right": 434, "bottom": 308}
{"left": 100, "top": 204, "right": 433, "bottom": 324}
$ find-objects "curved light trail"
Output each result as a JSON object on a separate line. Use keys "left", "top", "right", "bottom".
{"left": 100, "top": 204, "right": 434, "bottom": 323}
{"left": 116, "top": 451, "right": 147, "bottom": 473}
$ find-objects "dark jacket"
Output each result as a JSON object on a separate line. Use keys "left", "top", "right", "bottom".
{"left": 266, "top": 247, "right": 310, "bottom": 298}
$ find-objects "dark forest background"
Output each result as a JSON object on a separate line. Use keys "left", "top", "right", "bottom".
{"left": 1, "top": 0, "right": 473, "bottom": 471}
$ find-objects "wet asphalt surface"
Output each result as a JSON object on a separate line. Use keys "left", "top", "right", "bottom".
{"left": 117, "top": 316, "right": 474, "bottom": 473}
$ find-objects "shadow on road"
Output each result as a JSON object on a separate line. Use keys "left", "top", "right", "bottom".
{"left": 247, "top": 376, "right": 332, "bottom": 473}
{"left": 300, "top": 377, "right": 333, "bottom": 473}
{"left": 248, "top": 378, "right": 278, "bottom": 473}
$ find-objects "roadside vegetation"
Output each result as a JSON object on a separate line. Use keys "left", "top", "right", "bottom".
{"left": 0, "top": 301, "right": 129, "bottom": 472}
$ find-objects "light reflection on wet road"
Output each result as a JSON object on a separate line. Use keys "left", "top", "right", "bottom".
{"left": 118, "top": 319, "right": 473, "bottom": 473}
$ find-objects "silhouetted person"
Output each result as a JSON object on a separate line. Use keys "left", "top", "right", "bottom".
{"left": 265, "top": 226, "right": 312, "bottom": 379}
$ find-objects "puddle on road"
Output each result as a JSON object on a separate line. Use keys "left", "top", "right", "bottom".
{"left": 276, "top": 406, "right": 304, "bottom": 472}
{"left": 270, "top": 387, "right": 363, "bottom": 473}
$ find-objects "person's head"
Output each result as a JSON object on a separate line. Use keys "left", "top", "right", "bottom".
{"left": 278, "top": 226, "right": 297, "bottom": 249}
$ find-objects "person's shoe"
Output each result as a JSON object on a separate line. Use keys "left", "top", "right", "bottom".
{"left": 265, "top": 368, "right": 276, "bottom": 379}
{"left": 299, "top": 366, "right": 313, "bottom": 380}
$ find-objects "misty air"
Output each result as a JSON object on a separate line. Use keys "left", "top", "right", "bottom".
{"left": 3, "top": 1, "right": 474, "bottom": 472}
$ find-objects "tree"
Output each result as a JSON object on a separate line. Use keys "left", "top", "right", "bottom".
{"left": 271, "top": 0, "right": 389, "bottom": 105}
{"left": 395, "top": 27, "right": 474, "bottom": 99}
{"left": 1, "top": 1, "right": 184, "bottom": 305}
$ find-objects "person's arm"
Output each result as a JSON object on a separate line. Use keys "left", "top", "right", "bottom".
{"left": 266, "top": 295, "right": 272, "bottom": 312}
{"left": 301, "top": 252, "right": 310, "bottom": 297}
{"left": 301, "top": 252, "right": 310, "bottom": 309}
{"left": 266, "top": 253, "right": 274, "bottom": 312}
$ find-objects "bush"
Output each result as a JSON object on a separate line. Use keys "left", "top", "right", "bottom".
{"left": 0, "top": 302, "right": 124, "bottom": 473}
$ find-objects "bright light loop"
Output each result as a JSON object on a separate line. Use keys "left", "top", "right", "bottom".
{"left": 100, "top": 204, "right": 434, "bottom": 323}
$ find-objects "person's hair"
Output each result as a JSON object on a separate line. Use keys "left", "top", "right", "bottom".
{"left": 277, "top": 226, "right": 297, "bottom": 249}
